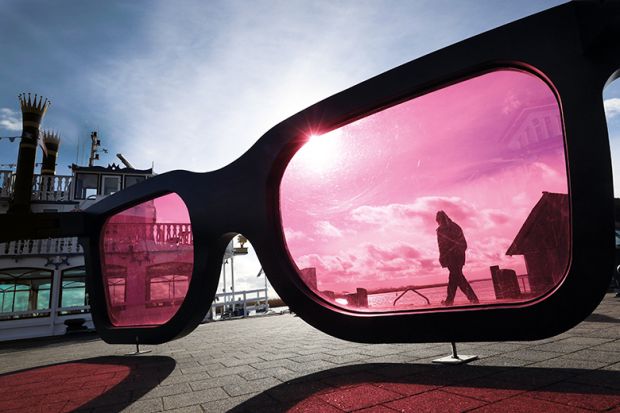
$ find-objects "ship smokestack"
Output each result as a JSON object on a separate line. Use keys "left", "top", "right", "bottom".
{"left": 8, "top": 93, "right": 50, "bottom": 214}
{"left": 41, "top": 130, "right": 60, "bottom": 176}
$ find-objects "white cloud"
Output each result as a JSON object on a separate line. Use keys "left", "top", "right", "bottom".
{"left": 283, "top": 228, "right": 308, "bottom": 242}
{"left": 604, "top": 98, "right": 620, "bottom": 119}
{"left": 0, "top": 108, "right": 20, "bottom": 131}
{"left": 315, "top": 221, "right": 343, "bottom": 238}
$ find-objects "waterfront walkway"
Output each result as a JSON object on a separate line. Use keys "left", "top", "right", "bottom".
{"left": 0, "top": 294, "right": 618, "bottom": 412}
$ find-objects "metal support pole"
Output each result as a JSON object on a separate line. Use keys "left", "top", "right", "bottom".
{"left": 222, "top": 260, "right": 227, "bottom": 313}
{"left": 231, "top": 255, "right": 235, "bottom": 312}
{"left": 125, "top": 337, "right": 151, "bottom": 355}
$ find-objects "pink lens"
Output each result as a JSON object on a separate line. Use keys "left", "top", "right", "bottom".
{"left": 101, "top": 193, "right": 193, "bottom": 326}
{"left": 280, "top": 69, "right": 569, "bottom": 312}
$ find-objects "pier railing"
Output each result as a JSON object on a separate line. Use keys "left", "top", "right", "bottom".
{"left": 206, "top": 288, "right": 270, "bottom": 320}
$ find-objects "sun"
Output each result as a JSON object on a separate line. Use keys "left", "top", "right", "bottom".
{"left": 295, "top": 129, "right": 343, "bottom": 173}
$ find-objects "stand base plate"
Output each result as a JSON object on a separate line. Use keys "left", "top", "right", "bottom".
{"left": 432, "top": 354, "right": 478, "bottom": 364}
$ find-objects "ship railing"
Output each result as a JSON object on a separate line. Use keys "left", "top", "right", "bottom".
{"left": 102, "top": 223, "right": 194, "bottom": 252}
{"left": 0, "top": 237, "right": 83, "bottom": 257}
{"left": 0, "top": 172, "right": 73, "bottom": 201}
{"left": 32, "top": 174, "right": 73, "bottom": 201}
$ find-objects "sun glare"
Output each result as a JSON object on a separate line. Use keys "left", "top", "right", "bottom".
{"left": 297, "top": 129, "right": 343, "bottom": 173}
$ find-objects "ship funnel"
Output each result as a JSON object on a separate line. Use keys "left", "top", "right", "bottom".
{"left": 8, "top": 93, "right": 50, "bottom": 213}
{"left": 116, "top": 153, "right": 134, "bottom": 169}
{"left": 41, "top": 130, "right": 61, "bottom": 176}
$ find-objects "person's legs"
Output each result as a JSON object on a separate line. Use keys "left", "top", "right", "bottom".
{"left": 443, "top": 267, "right": 458, "bottom": 305}
{"left": 454, "top": 267, "right": 479, "bottom": 303}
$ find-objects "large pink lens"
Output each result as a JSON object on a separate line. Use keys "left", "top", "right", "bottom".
{"left": 101, "top": 193, "right": 193, "bottom": 326}
{"left": 281, "top": 69, "right": 569, "bottom": 312}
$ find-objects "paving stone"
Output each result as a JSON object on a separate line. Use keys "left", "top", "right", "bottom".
{"left": 503, "top": 349, "right": 563, "bottom": 362}
{"left": 526, "top": 381, "right": 620, "bottom": 411}
{"left": 442, "top": 377, "right": 527, "bottom": 402}
{"left": 528, "top": 357, "right": 609, "bottom": 370}
{"left": 563, "top": 349, "right": 620, "bottom": 364}
{"left": 208, "top": 364, "right": 257, "bottom": 378}
{"left": 318, "top": 383, "right": 403, "bottom": 411}
{"left": 121, "top": 397, "right": 163, "bottom": 412}
{"left": 223, "top": 377, "right": 282, "bottom": 397}
{"left": 162, "top": 387, "right": 228, "bottom": 410}
{"left": 201, "top": 392, "right": 265, "bottom": 413}
{"left": 469, "top": 395, "right": 591, "bottom": 412}
{"left": 138, "top": 382, "right": 192, "bottom": 400}
{"left": 238, "top": 366, "right": 296, "bottom": 381}
{"left": 189, "top": 374, "right": 242, "bottom": 391}
{"left": 384, "top": 389, "right": 486, "bottom": 413}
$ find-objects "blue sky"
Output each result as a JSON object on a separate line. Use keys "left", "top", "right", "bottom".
{"left": 1, "top": 0, "right": 619, "bottom": 294}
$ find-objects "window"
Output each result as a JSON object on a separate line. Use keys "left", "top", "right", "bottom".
{"left": 125, "top": 175, "right": 146, "bottom": 188}
{"left": 74, "top": 173, "right": 98, "bottom": 200}
{"left": 105, "top": 265, "right": 127, "bottom": 308}
{"left": 102, "top": 175, "right": 121, "bottom": 196}
{"left": 59, "top": 267, "right": 89, "bottom": 315}
{"left": 0, "top": 269, "right": 52, "bottom": 319}
{"left": 146, "top": 262, "right": 192, "bottom": 307}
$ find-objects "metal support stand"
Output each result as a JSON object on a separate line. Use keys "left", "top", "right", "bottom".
{"left": 126, "top": 338, "right": 152, "bottom": 355}
{"left": 432, "top": 342, "right": 477, "bottom": 364}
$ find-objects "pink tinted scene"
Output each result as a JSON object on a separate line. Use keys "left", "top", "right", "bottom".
{"left": 101, "top": 193, "right": 193, "bottom": 326}
{"left": 280, "top": 69, "right": 569, "bottom": 311}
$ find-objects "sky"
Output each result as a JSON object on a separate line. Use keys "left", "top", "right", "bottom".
{"left": 1, "top": 0, "right": 619, "bottom": 298}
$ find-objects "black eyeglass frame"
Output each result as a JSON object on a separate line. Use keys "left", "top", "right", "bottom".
{"left": 2, "top": 1, "right": 619, "bottom": 345}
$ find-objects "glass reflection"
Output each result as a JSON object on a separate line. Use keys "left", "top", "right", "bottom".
{"left": 101, "top": 193, "right": 193, "bottom": 326}
{"left": 280, "top": 69, "right": 569, "bottom": 311}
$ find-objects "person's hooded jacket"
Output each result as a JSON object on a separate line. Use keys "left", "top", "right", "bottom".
{"left": 436, "top": 211, "right": 467, "bottom": 268}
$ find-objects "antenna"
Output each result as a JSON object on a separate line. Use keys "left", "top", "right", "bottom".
{"left": 88, "top": 131, "right": 101, "bottom": 167}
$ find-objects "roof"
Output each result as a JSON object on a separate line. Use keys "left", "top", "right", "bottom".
{"left": 71, "top": 163, "right": 153, "bottom": 175}
{"left": 506, "top": 191, "right": 569, "bottom": 256}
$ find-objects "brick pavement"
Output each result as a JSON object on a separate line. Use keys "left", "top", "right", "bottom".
{"left": 0, "top": 294, "right": 618, "bottom": 412}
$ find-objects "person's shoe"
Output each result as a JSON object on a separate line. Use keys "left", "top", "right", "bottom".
{"left": 441, "top": 300, "right": 452, "bottom": 306}
{"left": 471, "top": 298, "right": 480, "bottom": 304}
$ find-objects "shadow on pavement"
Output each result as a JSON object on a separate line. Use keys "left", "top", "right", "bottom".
{"left": 586, "top": 313, "right": 620, "bottom": 323}
{"left": 230, "top": 363, "right": 620, "bottom": 412}
{"left": 0, "top": 355, "right": 175, "bottom": 412}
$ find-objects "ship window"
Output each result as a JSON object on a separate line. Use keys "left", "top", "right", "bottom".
{"left": 146, "top": 262, "right": 192, "bottom": 308}
{"left": 125, "top": 175, "right": 146, "bottom": 188}
{"left": 105, "top": 265, "right": 127, "bottom": 308}
{"left": 102, "top": 175, "right": 121, "bottom": 196}
{"left": 74, "top": 173, "right": 98, "bottom": 200}
{"left": 0, "top": 268, "right": 52, "bottom": 320}
{"left": 59, "top": 267, "right": 89, "bottom": 315}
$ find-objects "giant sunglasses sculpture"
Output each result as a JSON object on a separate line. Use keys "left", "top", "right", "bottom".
{"left": 2, "top": 0, "right": 619, "bottom": 345}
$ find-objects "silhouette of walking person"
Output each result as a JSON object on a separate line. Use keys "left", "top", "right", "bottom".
{"left": 436, "top": 210, "right": 479, "bottom": 306}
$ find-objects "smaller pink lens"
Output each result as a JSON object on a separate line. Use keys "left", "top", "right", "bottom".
{"left": 101, "top": 193, "right": 193, "bottom": 327}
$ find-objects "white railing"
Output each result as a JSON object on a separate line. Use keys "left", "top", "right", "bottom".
{"left": 32, "top": 174, "right": 72, "bottom": 201}
{"left": 0, "top": 172, "right": 73, "bottom": 201}
{"left": 206, "top": 288, "right": 269, "bottom": 320}
{"left": 103, "top": 223, "right": 193, "bottom": 253}
{"left": 0, "top": 237, "right": 83, "bottom": 257}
